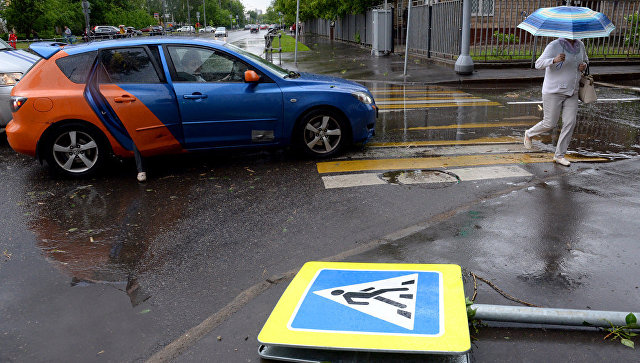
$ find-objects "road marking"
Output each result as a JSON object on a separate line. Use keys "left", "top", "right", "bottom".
{"left": 379, "top": 101, "right": 501, "bottom": 110}
{"left": 317, "top": 153, "right": 608, "bottom": 174}
{"left": 371, "top": 90, "right": 466, "bottom": 95}
{"left": 394, "top": 121, "right": 536, "bottom": 131}
{"left": 344, "top": 144, "right": 530, "bottom": 160}
{"left": 321, "top": 165, "right": 533, "bottom": 189}
{"left": 368, "top": 136, "right": 519, "bottom": 147}
{"left": 377, "top": 98, "right": 495, "bottom": 106}
{"left": 375, "top": 96, "right": 480, "bottom": 101}
{"left": 507, "top": 98, "right": 640, "bottom": 104}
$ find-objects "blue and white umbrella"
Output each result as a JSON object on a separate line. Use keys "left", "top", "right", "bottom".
{"left": 517, "top": 6, "right": 615, "bottom": 39}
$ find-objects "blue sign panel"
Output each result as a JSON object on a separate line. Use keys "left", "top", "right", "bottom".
{"left": 288, "top": 269, "right": 442, "bottom": 336}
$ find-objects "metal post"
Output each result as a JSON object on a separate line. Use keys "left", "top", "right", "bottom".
{"left": 384, "top": 0, "right": 388, "bottom": 54}
{"left": 203, "top": 0, "right": 206, "bottom": 29}
{"left": 294, "top": 0, "right": 300, "bottom": 65}
{"left": 473, "top": 304, "right": 640, "bottom": 328}
{"left": 187, "top": 0, "right": 191, "bottom": 33}
{"left": 455, "top": 0, "right": 473, "bottom": 75}
{"left": 403, "top": 0, "right": 412, "bottom": 76}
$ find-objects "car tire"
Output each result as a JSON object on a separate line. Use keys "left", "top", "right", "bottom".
{"left": 43, "top": 123, "right": 107, "bottom": 178}
{"left": 295, "top": 108, "right": 349, "bottom": 158}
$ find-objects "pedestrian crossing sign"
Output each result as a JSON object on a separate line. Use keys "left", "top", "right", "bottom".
{"left": 258, "top": 262, "right": 470, "bottom": 354}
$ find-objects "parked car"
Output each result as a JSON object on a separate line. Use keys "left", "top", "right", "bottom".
{"left": 92, "top": 25, "right": 120, "bottom": 38}
{"left": 250, "top": 24, "right": 259, "bottom": 33}
{"left": 176, "top": 26, "right": 195, "bottom": 32}
{"left": 244, "top": 24, "right": 251, "bottom": 30}
{"left": 141, "top": 25, "right": 163, "bottom": 36}
{"left": 0, "top": 39, "right": 39, "bottom": 128}
{"left": 199, "top": 26, "right": 215, "bottom": 33}
{"left": 259, "top": 24, "right": 268, "bottom": 30}
{"left": 126, "top": 27, "right": 142, "bottom": 36}
{"left": 7, "top": 38, "right": 376, "bottom": 177}
{"left": 214, "top": 27, "right": 228, "bottom": 37}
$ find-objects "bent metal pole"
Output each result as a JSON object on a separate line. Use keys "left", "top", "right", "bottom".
{"left": 473, "top": 304, "right": 640, "bottom": 328}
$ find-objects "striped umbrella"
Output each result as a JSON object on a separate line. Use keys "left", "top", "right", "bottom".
{"left": 517, "top": 6, "right": 615, "bottom": 39}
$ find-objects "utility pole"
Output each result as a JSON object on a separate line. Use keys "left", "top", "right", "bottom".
{"left": 203, "top": 0, "right": 207, "bottom": 28}
{"left": 294, "top": 0, "right": 300, "bottom": 65}
{"left": 187, "top": 0, "right": 191, "bottom": 32}
{"left": 81, "top": 0, "right": 91, "bottom": 33}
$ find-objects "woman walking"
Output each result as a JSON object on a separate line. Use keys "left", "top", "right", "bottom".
{"left": 523, "top": 37, "right": 588, "bottom": 166}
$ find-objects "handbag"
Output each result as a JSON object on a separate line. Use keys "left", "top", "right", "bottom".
{"left": 579, "top": 64, "right": 597, "bottom": 104}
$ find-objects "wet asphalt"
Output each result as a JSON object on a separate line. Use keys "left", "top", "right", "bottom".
{"left": 1, "top": 31, "right": 640, "bottom": 362}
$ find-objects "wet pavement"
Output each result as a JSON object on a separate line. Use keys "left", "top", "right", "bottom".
{"left": 1, "top": 30, "right": 640, "bottom": 362}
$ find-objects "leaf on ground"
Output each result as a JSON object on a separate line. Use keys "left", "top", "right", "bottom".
{"left": 68, "top": 228, "right": 78, "bottom": 232}
{"left": 139, "top": 309, "right": 151, "bottom": 314}
{"left": 625, "top": 313, "right": 637, "bottom": 325}
{"left": 620, "top": 338, "right": 634, "bottom": 349}
{"left": 340, "top": 69, "right": 347, "bottom": 74}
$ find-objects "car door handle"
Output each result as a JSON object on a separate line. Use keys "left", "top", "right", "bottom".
{"left": 183, "top": 93, "right": 208, "bottom": 100}
{"left": 114, "top": 95, "right": 137, "bottom": 103}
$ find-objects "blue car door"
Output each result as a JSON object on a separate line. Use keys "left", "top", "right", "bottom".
{"left": 165, "top": 45, "right": 283, "bottom": 149}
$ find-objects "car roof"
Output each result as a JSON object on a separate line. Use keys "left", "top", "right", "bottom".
{"left": 32, "top": 37, "right": 227, "bottom": 58}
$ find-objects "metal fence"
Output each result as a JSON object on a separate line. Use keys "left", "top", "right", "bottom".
{"left": 304, "top": 0, "right": 640, "bottom": 64}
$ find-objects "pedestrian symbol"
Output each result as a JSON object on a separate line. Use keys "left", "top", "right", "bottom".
{"left": 313, "top": 273, "right": 418, "bottom": 330}
{"left": 258, "top": 262, "right": 470, "bottom": 355}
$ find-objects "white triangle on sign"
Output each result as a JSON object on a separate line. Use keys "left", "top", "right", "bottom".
{"left": 313, "top": 273, "right": 418, "bottom": 330}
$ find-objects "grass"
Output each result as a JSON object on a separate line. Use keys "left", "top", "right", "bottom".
{"left": 269, "top": 31, "right": 310, "bottom": 52}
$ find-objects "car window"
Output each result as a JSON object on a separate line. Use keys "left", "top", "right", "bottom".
{"left": 98, "top": 47, "right": 161, "bottom": 84}
{"left": 55, "top": 51, "right": 97, "bottom": 84}
{"left": 167, "top": 46, "right": 248, "bottom": 83}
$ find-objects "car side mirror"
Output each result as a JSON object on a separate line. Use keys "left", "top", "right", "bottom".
{"left": 244, "top": 70, "right": 260, "bottom": 83}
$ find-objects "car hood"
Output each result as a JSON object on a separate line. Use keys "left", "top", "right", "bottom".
{"left": 0, "top": 49, "right": 39, "bottom": 72}
{"left": 289, "top": 72, "right": 370, "bottom": 93}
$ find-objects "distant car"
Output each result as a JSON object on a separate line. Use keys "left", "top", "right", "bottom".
{"left": 260, "top": 24, "right": 268, "bottom": 30}
{"left": 214, "top": 27, "right": 228, "bottom": 37}
{"left": 92, "top": 26, "right": 119, "bottom": 38}
{"left": 7, "top": 38, "right": 376, "bottom": 177}
{"left": 140, "top": 25, "right": 163, "bottom": 36}
{"left": 176, "top": 26, "right": 195, "bottom": 32}
{"left": 250, "top": 24, "right": 259, "bottom": 33}
{"left": 0, "top": 39, "right": 39, "bottom": 127}
{"left": 244, "top": 24, "right": 251, "bottom": 30}
{"left": 199, "top": 26, "right": 215, "bottom": 33}
{"left": 126, "top": 27, "right": 142, "bottom": 36}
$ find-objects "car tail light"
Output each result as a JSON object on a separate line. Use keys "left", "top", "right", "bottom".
{"left": 10, "top": 97, "right": 28, "bottom": 112}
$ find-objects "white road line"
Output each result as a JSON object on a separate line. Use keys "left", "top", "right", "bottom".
{"left": 339, "top": 144, "right": 532, "bottom": 160}
{"left": 507, "top": 97, "right": 640, "bottom": 104}
{"left": 321, "top": 165, "right": 533, "bottom": 189}
{"left": 377, "top": 98, "right": 493, "bottom": 105}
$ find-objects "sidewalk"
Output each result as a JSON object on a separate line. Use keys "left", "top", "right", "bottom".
{"left": 278, "top": 34, "right": 640, "bottom": 86}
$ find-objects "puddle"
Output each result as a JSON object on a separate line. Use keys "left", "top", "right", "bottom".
{"left": 382, "top": 169, "right": 460, "bottom": 187}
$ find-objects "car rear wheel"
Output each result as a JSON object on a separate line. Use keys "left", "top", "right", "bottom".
{"left": 44, "top": 123, "right": 106, "bottom": 178}
{"left": 296, "top": 109, "right": 349, "bottom": 158}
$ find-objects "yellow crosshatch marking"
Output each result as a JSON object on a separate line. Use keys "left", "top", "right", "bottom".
{"left": 370, "top": 90, "right": 466, "bottom": 95}
{"left": 379, "top": 101, "right": 501, "bottom": 109}
{"left": 395, "top": 121, "right": 537, "bottom": 130}
{"left": 257, "top": 262, "right": 471, "bottom": 354}
{"left": 367, "top": 137, "right": 519, "bottom": 147}
{"left": 376, "top": 96, "right": 481, "bottom": 102}
{"left": 316, "top": 153, "right": 608, "bottom": 174}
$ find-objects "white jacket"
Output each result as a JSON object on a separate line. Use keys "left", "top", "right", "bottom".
{"left": 535, "top": 39, "right": 588, "bottom": 96}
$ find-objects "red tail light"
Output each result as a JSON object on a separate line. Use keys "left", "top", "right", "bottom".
{"left": 10, "top": 97, "right": 28, "bottom": 112}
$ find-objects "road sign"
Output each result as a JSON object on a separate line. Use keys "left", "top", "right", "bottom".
{"left": 258, "top": 262, "right": 470, "bottom": 355}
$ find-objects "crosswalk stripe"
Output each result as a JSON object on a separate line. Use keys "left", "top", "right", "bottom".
{"left": 343, "top": 144, "right": 529, "bottom": 160}
{"left": 377, "top": 98, "right": 491, "bottom": 105}
{"left": 321, "top": 165, "right": 534, "bottom": 189}
{"left": 379, "top": 101, "right": 501, "bottom": 110}
{"left": 371, "top": 90, "right": 466, "bottom": 95}
{"left": 367, "top": 137, "right": 519, "bottom": 147}
{"left": 397, "top": 121, "right": 535, "bottom": 131}
{"left": 375, "top": 96, "right": 480, "bottom": 101}
{"left": 317, "top": 153, "right": 608, "bottom": 174}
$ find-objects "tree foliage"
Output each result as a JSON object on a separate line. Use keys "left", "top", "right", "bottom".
{"left": 271, "top": 0, "right": 384, "bottom": 22}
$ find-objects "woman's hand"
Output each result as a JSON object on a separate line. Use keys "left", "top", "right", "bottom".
{"left": 553, "top": 53, "right": 566, "bottom": 63}
{"left": 578, "top": 63, "right": 587, "bottom": 72}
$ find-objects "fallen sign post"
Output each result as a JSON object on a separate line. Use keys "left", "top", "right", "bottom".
{"left": 258, "top": 261, "right": 471, "bottom": 362}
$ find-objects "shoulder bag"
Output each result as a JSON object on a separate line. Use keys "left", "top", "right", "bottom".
{"left": 579, "top": 64, "right": 597, "bottom": 104}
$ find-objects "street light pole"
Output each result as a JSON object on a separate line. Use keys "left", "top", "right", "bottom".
{"left": 203, "top": 0, "right": 207, "bottom": 29}
{"left": 294, "top": 0, "right": 300, "bottom": 65}
{"left": 187, "top": 0, "right": 191, "bottom": 33}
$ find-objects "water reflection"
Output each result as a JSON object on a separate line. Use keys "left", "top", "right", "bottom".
{"left": 365, "top": 83, "right": 640, "bottom": 158}
{"left": 29, "top": 180, "right": 188, "bottom": 305}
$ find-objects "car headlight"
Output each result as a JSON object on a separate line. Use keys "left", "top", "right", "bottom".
{"left": 352, "top": 91, "right": 373, "bottom": 105}
{"left": 0, "top": 72, "right": 23, "bottom": 86}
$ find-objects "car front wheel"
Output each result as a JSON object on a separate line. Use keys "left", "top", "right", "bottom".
{"left": 44, "top": 123, "right": 107, "bottom": 177}
{"left": 296, "top": 109, "right": 348, "bottom": 158}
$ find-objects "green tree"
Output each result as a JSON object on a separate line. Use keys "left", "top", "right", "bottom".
{"left": 2, "top": 0, "right": 46, "bottom": 37}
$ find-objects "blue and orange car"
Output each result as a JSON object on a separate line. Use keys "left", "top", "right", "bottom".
{"left": 7, "top": 38, "right": 376, "bottom": 177}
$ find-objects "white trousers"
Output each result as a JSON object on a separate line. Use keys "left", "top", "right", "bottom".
{"left": 525, "top": 92, "right": 579, "bottom": 158}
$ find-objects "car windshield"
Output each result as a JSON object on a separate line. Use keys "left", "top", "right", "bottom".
{"left": 224, "top": 43, "right": 289, "bottom": 78}
{"left": 216, "top": 27, "right": 225, "bottom": 31}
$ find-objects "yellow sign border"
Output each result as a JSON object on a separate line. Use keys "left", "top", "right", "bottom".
{"left": 258, "top": 262, "right": 470, "bottom": 354}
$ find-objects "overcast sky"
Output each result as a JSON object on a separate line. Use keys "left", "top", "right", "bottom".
{"left": 241, "top": 0, "right": 272, "bottom": 13}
